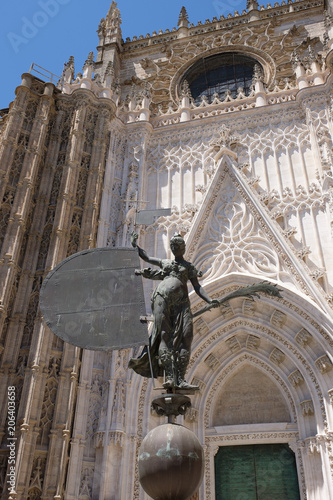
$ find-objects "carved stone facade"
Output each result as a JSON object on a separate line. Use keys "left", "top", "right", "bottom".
{"left": 1, "top": 1, "right": 333, "bottom": 499}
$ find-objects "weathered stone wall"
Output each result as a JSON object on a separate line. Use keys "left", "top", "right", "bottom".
{"left": 0, "top": 77, "right": 115, "bottom": 499}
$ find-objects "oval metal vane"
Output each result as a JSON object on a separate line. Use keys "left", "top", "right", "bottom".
{"left": 40, "top": 247, "right": 148, "bottom": 351}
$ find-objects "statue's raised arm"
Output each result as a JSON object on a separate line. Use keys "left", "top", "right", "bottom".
{"left": 131, "top": 231, "right": 161, "bottom": 268}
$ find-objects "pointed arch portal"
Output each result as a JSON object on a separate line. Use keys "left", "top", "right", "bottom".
{"left": 182, "top": 271, "right": 333, "bottom": 499}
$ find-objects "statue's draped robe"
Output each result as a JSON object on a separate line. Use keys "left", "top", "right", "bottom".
{"left": 128, "top": 259, "right": 199, "bottom": 378}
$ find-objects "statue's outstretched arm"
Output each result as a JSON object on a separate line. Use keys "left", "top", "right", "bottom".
{"left": 191, "top": 276, "right": 219, "bottom": 306}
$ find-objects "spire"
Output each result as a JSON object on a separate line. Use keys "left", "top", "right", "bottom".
{"left": 82, "top": 52, "right": 95, "bottom": 79}
{"left": 105, "top": 1, "right": 122, "bottom": 43}
{"left": 178, "top": 6, "right": 189, "bottom": 28}
{"left": 61, "top": 56, "right": 75, "bottom": 84}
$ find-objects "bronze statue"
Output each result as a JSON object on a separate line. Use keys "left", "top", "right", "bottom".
{"left": 128, "top": 232, "right": 219, "bottom": 390}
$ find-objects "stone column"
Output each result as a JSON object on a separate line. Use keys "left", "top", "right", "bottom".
{"left": 0, "top": 74, "right": 34, "bottom": 202}
{"left": 292, "top": 53, "right": 308, "bottom": 90}
{"left": 80, "top": 106, "right": 113, "bottom": 248}
{"left": 253, "top": 65, "right": 267, "bottom": 107}
{"left": 179, "top": 80, "right": 192, "bottom": 122}
{"left": 0, "top": 82, "right": 55, "bottom": 338}
{"left": 42, "top": 346, "right": 80, "bottom": 498}
{"left": 64, "top": 350, "right": 95, "bottom": 500}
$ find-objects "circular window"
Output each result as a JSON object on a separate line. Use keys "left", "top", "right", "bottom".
{"left": 182, "top": 53, "right": 260, "bottom": 104}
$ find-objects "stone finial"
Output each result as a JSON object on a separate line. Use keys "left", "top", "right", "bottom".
{"left": 252, "top": 63, "right": 264, "bottom": 83}
{"left": 247, "top": 0, "right": 259, "bottom": 11}
{"left": 247, "top": 0, "right": 260, "bottom": 21}
{"left": 82, "top": 52, "right": 95, "bottom": 80}
{"left": 61, "top": 56, "right": 75, "bottom": 84}
{"left": 178, "top": 6, "right": 189, "bottom": 28}
{"left": 210, "top": 124, "right": 240, "bottom": 151}
{"left": 97, "top": 18, "right": 106, "bottom": 37}
{"left": 83, "top": 52, "right": 95, "bottom": 69}
{"left": 180, "top": 80, "right": 192, "bottom": 98}
{"left": 65, "top": 56, "right": 74, "bottom": 71}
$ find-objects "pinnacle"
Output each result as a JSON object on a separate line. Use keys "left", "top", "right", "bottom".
{"left": 178, "top": 6, "right": 189, "bottom": 27}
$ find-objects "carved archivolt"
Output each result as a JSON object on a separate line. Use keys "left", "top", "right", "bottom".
{"left": 202, "top": 353, "right": 297, "bottom": 428}
{"left": 188, "top": 316, "right": 328, "bottom": 431}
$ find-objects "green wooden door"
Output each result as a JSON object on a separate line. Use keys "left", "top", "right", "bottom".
{"left": 215, "top": 444, "right": 300, "bottom": 500}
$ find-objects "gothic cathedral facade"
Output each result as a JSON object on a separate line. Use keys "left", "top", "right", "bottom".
{"left": 1, "top": 0, "right": 333, "bottom": 499}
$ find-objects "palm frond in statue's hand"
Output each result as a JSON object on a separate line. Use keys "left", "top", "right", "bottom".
{"left": 193, "top": 281, "right": 283, "bottom": 319}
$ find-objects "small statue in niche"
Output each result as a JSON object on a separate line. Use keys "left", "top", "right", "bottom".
{"left": 128, "top": 231, "right": 219, "bottom": 390}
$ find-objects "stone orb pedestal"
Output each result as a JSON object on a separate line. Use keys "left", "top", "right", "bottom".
{"left": 138, "top": 423, "right": 204, "bottom": 500}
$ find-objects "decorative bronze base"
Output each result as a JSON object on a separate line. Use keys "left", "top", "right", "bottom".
{"left": 151, "top": 393, "right": 191, "bottom": 419}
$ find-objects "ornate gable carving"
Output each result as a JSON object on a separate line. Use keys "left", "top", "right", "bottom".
{"left": 185, "top": 152, "right": 332, "bottom": 314}
{"left": 191, "top": 169, "right": 285, "bottom": 281}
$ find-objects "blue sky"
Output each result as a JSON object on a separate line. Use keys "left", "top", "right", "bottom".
{"left": 1, "top": 0, "right": 253, "bottom": 109}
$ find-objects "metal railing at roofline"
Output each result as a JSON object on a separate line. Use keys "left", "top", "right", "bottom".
{"left": 28, "top": 62, "right": 60, "bottom": 85}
